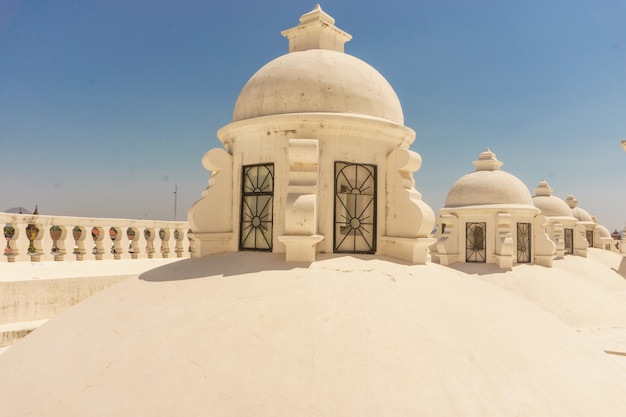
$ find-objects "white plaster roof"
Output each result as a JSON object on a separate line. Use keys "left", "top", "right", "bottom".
{"left": 532, "top": 180, "right": 574, "bottom": 217}
{"left": 445, "top": 149, "right": 534, "bottom": 208}
{"left": 1, "top": 251, "right": 626, "bottom": 416}
{"left": 232, "top": 49, "right": 404, "bottom": 124}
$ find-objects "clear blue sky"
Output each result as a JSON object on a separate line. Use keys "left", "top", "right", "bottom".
{"left": 1, "top": 1, "right": 625, "bottom": 230}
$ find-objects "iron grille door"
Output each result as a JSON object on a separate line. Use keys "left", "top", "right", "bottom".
{"left": 564, "top": 228, "right": 574, "bottom": 254}
{"left": 517, "top": 223, "right": 531, "bottom": 263}
{"left": 239, "top": 163, "right": 274, "bottom": 251}
{"left": 466, "top": 222, "right": 486, "bottom": 262}
{"left": 334, "top": 162, "right": 376, "bottom": 254}
{"left": 586, "top": 229, "right": 594, "bottom": 247}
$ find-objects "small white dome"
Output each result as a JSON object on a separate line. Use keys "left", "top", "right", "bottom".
{"left": 232, "top": 49, "right": 404, "bottom": 124}
{"left": 565, "top": 194, "right": 594, "bottom": 222}
{"left": 597, "top": 224, "right": 611, "bottom": 238}
{"left": 532, "top": 180, "right": 573, "bottom": 217}
{"left": 445, "top": 149, "right": 533, "bottom": 207}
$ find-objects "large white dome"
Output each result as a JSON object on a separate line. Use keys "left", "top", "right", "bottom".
{"left": 232, "top": 49, "right": 404, "bottom": 124}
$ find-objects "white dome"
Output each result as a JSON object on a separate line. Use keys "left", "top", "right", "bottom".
{"left": 532, "top": 180, "right": 573, "bottom": 217}
{"left": 445, "top": 149, "right": 533, "bottom": 208}
{"left": 565, "top": 194, "right": 594, "bottom": 222}
{"left": 597, "top": 224, "right": 611, "bottom": 238}
{"left": 232, "top": 49, "right": 404, "bottom": 124}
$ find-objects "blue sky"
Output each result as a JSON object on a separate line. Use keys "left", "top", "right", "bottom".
{"left": 1, "top": 0, "right": 625, "bottom": 230}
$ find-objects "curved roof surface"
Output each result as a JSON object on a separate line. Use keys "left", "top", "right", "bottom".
{"left": 1, "top": 252, "right": 626, "bottom": 416}
{"left": 232, "top": 49, "right": 404, "bottom": 124}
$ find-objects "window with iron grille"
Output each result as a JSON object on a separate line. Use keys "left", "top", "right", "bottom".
{"left": 239, "top": 163, "right": 274, "bottom": 251}
{"left": 334, "top": 162, "right": 376, "bottom": 254}
{"left": 564, "top": 228, "right": 574, "bottom": 254}
{"left": 517, "top": 223, "right": 531, "bottom": 263}
{"left": 466, "top": 222, "right": 486, "bottom": 262}
{"left": 586, "top": 229, "right": 594, "bottom": 248}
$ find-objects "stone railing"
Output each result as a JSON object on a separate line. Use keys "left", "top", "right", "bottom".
{"left": 1, "top": 213, "right": 191, "bottom": 262}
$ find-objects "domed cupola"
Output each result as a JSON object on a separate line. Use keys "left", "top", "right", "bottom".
{"left": 232, "top": 4, "right": 404, "bottom": 124}
{"left": 432, "top": 149, "right": 552, "bottom": 269}
{"left": 565, "top": 194, "right": 593, "bottom": 222}
{"left": 444, "top": 149, "right": 534, "bottom": 208}
{"left": 532, "top": 180, "right": 573, "bottom": 217}
{"left": 190, "top": 5, "right": 434, "bottom": 265}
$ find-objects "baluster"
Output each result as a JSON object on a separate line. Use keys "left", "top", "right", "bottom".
{"left": 4, "top": 223, "right": 20, "bottom": 262}
{"left": 92, "top": 227, "right": 105, "bottom": 260}
{"left": 109, "top": 227, "right": 121, "bottom": 260}
{"left": 127, "top": 227, "right": 140, "bottom": 259}
{"left": 27, "top": 222, "right": 44, "bottom": 262}
{"left": 50, "top": 225, "right": 68, "bottom": 261}
{"left": 159, "top": 228, "right": 170, "bottom": 258}
{"left": 144, "top": 228, "right": 155, "bottom": 259}
{"left": 61, "top": 225, "right": 75, "bottom": 262}
{"left": 73, "top": 226, "right": 87, "bottom": 261}
{"left": 174, "top": 228, "right": 184, "bottom": 258}
{"left": 187, "top": 229, "right": 196, "bottom": 257}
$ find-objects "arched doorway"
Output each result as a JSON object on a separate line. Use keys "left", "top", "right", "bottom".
{"left": 517, "top": 222, "right": 531, "bottom": 263}
{"left": 466, "top": 222, "right": 486, "bottom": 262}
{"left": 334, "top": 162, "right": 377, "bottom": 254}
{"left": 239, "top": 163, "right": 274, "bottom": 251}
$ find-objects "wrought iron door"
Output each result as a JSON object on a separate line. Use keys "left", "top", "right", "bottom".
{"left": 334, "top": 162, "right": 376, "bottom": 253}
{"left": 586, "top": 229, "right": 594, "bottom": 248}
{"left": 239, "top": 163, "right": 274, "bottom": 251}
{"left": 466, "top": 222, "right": 486, "bottom": 262}
{"left": 517, "top": 223, "right": 531, "bottom": 263}
{"left": 564, "top": 228, "right": 574, "bottom": 254}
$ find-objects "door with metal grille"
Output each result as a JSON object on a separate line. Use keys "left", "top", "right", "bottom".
{"left": 586, "top": 229, "right": 594, "bottom": 248}
{"left": 564, "top": 228, "right": 574, "bottom": 254}
{"left": 517, "top": 223, "right": 531, "bottom": 263}
{"left": 466, "top": 222, "right": 486, "bottom": 262}
{"left": 239, "top": 163, "right": 274, "bottom": 251}
{"left": 334, "top": 162, "right": 376, "bottom": 254}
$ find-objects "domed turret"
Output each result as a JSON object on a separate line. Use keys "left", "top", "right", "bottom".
{"left": 190, "top": 4, "right": 434, "bottom": 265}
{"left": 565, "top": 194, "right": 593, "bottom": 222}
{"left": 433, "top": 149, "right": 550, "bottom": 269}
{"left": 532, "top": 180, "right": 573, "bottom": 217}
{"left": 444, "top": 149, "right": 533, "bottom": 208}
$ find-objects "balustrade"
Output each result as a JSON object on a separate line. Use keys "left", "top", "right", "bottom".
{"left": 1, "top": 213, "right": 190, "bottom": 263}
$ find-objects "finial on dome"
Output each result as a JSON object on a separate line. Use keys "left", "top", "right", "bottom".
{"left": 565, "top": 194, "right": 578, "bottom": 208}
{"left": 534, "top": 180, "right": 553, "bottom": 197}
{"left": 281, "top": 4, "right": 352, "bottom": 53}
{"left": 472, "top": 148, "right": 503, "bottom": 171}
{"left": 299, "top": 4, "right": 334, "bottom": 24}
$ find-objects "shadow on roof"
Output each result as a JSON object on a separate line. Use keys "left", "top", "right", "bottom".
{"left": 139, "top": 251, "right": 301, "bottom": 282}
